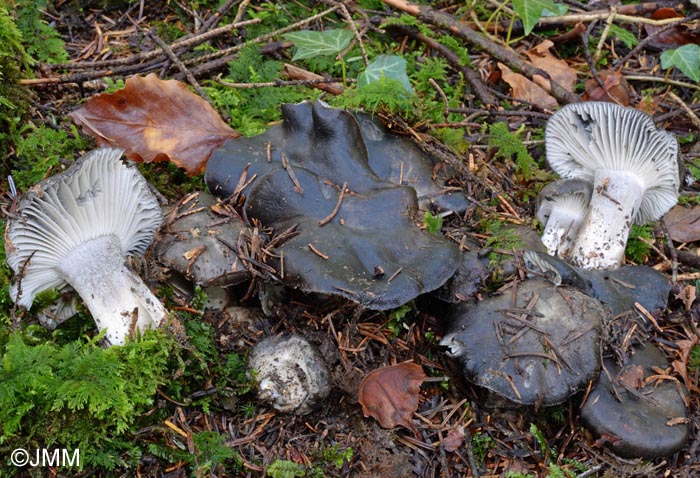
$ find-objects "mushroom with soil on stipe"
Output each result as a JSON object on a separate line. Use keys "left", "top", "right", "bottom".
{"left": 545, "top": 102, "right": 679, "bottom": 269}
{"left": 5, "top": 147, "right": 167, "bottom": 346}
{"left": 536, "top": 178, "right": 592, "bottom": 257}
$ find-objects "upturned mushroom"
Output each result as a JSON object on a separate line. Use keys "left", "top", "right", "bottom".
{"left": 545, "top": 102, "right": 679, "bottom": 269}
{"left": 536, "top": 179, "right": 592, "bottom": 256}
{"left": 5, "top": 148, "right": 166, "bottom": 346}
{"left": 248, "top": 335, "right": 330, "bottom": 415}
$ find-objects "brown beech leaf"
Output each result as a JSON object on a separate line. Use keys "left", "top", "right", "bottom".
{"left": 645, "top": 8, "right": 700, "bottom": 49}
{"left": 675, "top": 285, "right": 697, "bottom": 311}
{"left": 358, "top": 362, "right": 426, "bottom": 436}
{"left": 524, "top": 40, "right": 577, "bottom": 94}
{"left": 443, "top": 426, "right": 465, "bottom": 452}
{"left": 498, "top": 63, "right": 557, "bottom": 110}
{"left": 664, "top": 205, "right": 700, "bottom": 243}
{"left": 583, "top": 70, "right": 631, "bottom": 106}
{"left": 70, "top": 74, "right": 238, "bottom": 175}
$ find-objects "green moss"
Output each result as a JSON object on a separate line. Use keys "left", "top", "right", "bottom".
{"left": 0, "top": 329, "right": 174, "bottom": 471}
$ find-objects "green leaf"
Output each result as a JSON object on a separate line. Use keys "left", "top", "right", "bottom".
{"left": 661, "top": 44, "right": 700, "bottom": 82}
{"left": 512, "top": 0, "right": 560, "bottom": 35}
{"left": 282, "top": 29, "right": 353, "bottom": 61}
{"left": 358, "top": 55, "right": 414, "bottom": 93}
{"left": 608, "top": 24, "right": 638, "bottom": 49}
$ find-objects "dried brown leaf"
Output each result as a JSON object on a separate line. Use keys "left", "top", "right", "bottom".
{"left": 583, "top": 70, "right": 631, "bottom": 106}
{"left": 524, "top": 40, "right": 577, "bottom": 93}
{"left": 617, "top": 364, "right": 645, "bottom": 389}
{"left": 664, "top": 205, "right": 700, "bottom": 243}
{"left": 70, "top": 74, "right": 238, "bottom": 175}
{"left": 443, "top": 426, "right": 465, "bottom": 452}
{"left": 498, "top": 62, "right": 557, "bottom": 110}
{"left": 675, "top": 285, "right": 696, "bottom": 311}
{"left": 645, "top": 8, "right": 700, "bottom": 48}
{"left": 358, "top": 362, "right": 426, "bottom": 436}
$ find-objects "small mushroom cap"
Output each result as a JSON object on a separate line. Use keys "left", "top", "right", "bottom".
{"left": 545, "top": 102, "right": 679, "bottom": 224}
{"left": 581, "top": 342, "right": 689, "bottom": 458}
{"left": 441, "top": 279, "right": 604, "bottom": 405}
{"left": 535, "top": 178, "right": 592, "bottom": 224}
{"left": 5, "top": 148, "right": 162, "bottom": 308}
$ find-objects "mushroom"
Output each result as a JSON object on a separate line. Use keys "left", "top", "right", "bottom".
{"left": 5, "top": 147, "right": 166, "bottom": 346}
{"left": 545, "top": 102, "right": 679, "bottom": 269}
{"left": 581, "top": 342, "right": 689, "bottom": 458}
{"left": 535, "top": 179, "right": 592, "bottom": 257}
{"left": 248, "top": 335, "right": 330, "bottom": 415}
{"left": 440, "top": 279, "right": 605, "bottom": 406}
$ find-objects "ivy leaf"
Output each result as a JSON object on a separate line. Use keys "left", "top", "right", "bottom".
{"left": 608, "top": 24, "right": 638, "bottom": 49}
{"left": 282, "top": 29, "right": 353, "bottom": 60}
{"left": 512, "top": 0, "right": 560, "bottom": 35}
{"left": 358, "top": 55, "right": 414, "bottom": 93}
{"left": 661, "top": 44, "right": 700, "bottom": 82}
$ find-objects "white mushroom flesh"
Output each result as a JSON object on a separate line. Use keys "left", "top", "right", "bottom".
{"left": 545, "top": 102, "right": 679, "bottom": 270}
{"left": 539, "top": 193, "right": 590, "bottom": 257}
{"left": 58, "top": 234, "right": 166, "bottom": 345}
{"left": 6, "top": 148, "right": 165, "bottom": 345}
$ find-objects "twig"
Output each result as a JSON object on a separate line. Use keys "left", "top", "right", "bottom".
{"left": 337, "top": 1, "right": 369, "bottom": 65}
{"left": 593, "top": 7, "right": 616, "bottom": 65}
{"left": 381, "top": 0, "right": 580, "bottom": 105}
{"left": 319, "top": 182, "right": 348, "bottom": 226}
{"left": 384, "top": 23, "right": 494, "bottom": 105}
{"left": 616, "top": 11, "right": 700, "bottom": 69}
{"left": 623, "top": 73, "right": 700, "bottom": 92}
{"left": 281, "top": 152, "right": 303, "bottom": 194}
{"left": 148, "top": 30, "right": 209, "bottom": 101}
{"left": 659, "top": 218, "right": 679, "bottom": 283}
{"left": 538, "top": 7, "right": 691, "bottom": 26}
{"left": 217, "top": 76, "right": 350, "bottom": 91}
{"left": 49, "top": 17, "right": 261, "bottom": 70}
{"left": 666, "top": 91, "right": 700, "bottom": 130}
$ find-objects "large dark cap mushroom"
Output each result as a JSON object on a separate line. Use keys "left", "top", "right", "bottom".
{"left": 536, "top": 178, "right": 592, "bottom": 257}
{"left": 440, "top": 279, "right": 605, "bottom": 406}
{"left": 5, "top": 148, "right": 166, "bottom": 346}
{"left": 545, "top": 102, "right": 679, "bottom": 269}
{"left": 205, "top": 100, "right": 461, "bottom": 309}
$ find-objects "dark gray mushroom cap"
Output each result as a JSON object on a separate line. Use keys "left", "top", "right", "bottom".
{"left": 154, "top": 191, "right": 251, "bottom": 287}
{"left": 535, "top": 178, "right": 592, "bottom": 225}
{"left": 5, "top": 148, "right": 162, "bottom": 308}
{"left": 205, "top": 100, "right": 460, "bottom": 310}
{"left": 440, "top": 279, "right": 605, "bottom": 405}
{"left": 581, "top": 342, "right": 689, "bottom": 458}
{"left": 545, "top": 102, "right": 679, "bottom": 224}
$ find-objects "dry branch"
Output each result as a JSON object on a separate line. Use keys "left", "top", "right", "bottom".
{"left": 381, "top": 0, "right": 580, "bottom": 105}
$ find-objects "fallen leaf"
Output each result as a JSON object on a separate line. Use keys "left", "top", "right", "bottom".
{"left": 675, "top": 285, "right": 697, "bottom": 311}
{"left": 583, "top": 70, "right": 631, "bottom": 106}
{"left": 617, "top": 364, "right": 644, "bottom": 389}
{"left": 664, "top": 205, "right": 700, "bottom": 243}
{"left": 443, "top": 426, "right": 465, "bottom": 452}
{"left": 70, "top": 74, "right": 238, "bottom": 175}
{"left": 645, "top": 8, "right": 700, "bottom": 49}
{"left": 498, "top": 62, "right": 557, "bottom": 110}
{"left": 524, "top": 40, "right": 577, "bottom": 93}
{"left": 358, "top": 362, "right": 426, "bottom": 437}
